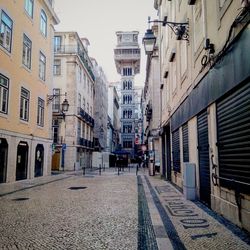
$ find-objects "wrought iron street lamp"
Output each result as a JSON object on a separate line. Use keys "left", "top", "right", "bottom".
{"left": 47, "top": 92, "right": 69, "bottom": 111}
{"left": 143, "top": 16, "right": 189, "bottom": 55}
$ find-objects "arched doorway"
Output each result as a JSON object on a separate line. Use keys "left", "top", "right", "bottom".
{"left": 34, "top": 144, "right": 44, "bottom": 177}
{"left": 0, "top": 138, "right": 8, "bottom": 183}
{"left": 16, "top": 141, "right": 28, "bottom": 181}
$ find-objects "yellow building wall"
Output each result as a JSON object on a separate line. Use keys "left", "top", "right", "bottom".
{"left": 0, "top": 0, "right": 56, "bottom": 139}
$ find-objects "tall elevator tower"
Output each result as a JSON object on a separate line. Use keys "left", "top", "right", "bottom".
{"left": 114, "top": 31, "right": 141, "bottom": 156}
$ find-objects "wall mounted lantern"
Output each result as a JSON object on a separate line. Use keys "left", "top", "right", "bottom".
{"left": 143, "top": 16, "right": 189, "bottom": 55}
{"left": 47, "top": 92, "right": 69, "bottom": 119}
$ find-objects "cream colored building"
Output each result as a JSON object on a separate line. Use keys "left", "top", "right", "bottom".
{"left": 0, "top": 0, "right": 59, "bottom": 183}
{"left": 150, "top": 0, "right": 250, "bottom": 232}
{"left": 143, "top": 24, "right": 161, "bottom": 175}
{"left": 52, "top": 32, "right": 95, "bottom": 171}
{"left": 91, "top": 58, "right": 108, "bottom": 151}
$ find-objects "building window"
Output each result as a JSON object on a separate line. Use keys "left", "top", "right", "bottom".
{"left": 52, "top": 119, "right": 59, "bottom": 143}
{"left": 37, "top": 98, "right": 44, "bottom": 126}
{"left": 0, "top": 74, "right": 9, "bottom": 114}
{"left": 40, "top": 10, "right": 47, "bottom": 36}
{"left": 78, "top": 93, "right": 81, "bottom": 108}
{"left": 25, "top": 0, "right": 34, "bottom": 18}
{"left": 122, "top": 67, "right": 132, "bottom": 76}
{"left": 0, "top": 11, "right": 13, "bottom": 52}
{"left": 54, "top": 36, "right": 61, "bottom": 52}
{"left": 82, "top": 97, "right": 85, "bottom": 110}
{"left": 123, "top": 140, "right": 132, "bottom": 148}
{"left": 22, "top": 34, "right": 32, "bottom": 69}
{"left": 52, "top": 88, "right": 60, "bottom": 112}
{"left": 53, "top": 59, "right": 61, "bottom": 75}
{"left": 39, "top": 52, "right": 46, "bottom": 81}
{"left": 20, "top": 87, "right": 30, "bottom": 121}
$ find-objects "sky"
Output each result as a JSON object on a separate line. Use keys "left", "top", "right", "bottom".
{"left": 54, "top": 0, "right": 157, "bottom": 86}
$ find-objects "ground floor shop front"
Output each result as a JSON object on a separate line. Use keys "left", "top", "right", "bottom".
{"left": 0, "top": 130, "right": 51, "bottom": 183}
{"left": 160, "top": 26, "right": 250, "bottom": 233}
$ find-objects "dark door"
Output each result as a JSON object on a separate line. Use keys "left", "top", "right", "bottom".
{"left": 197, "top": 110, "right": 211, "bottom": 206}
{"left": 0, "top": 138, "right": 8, "bottom": 183}
{"left": 161, "top": 130, "right": 166, "bottom": 178}
{"left": 16, "top": 142, "right": 28, "bottom": 181}
{"left": 217, "top": 82, "right": 250, "bottom": 193}
{"left": 166, "top": 125, "right": 172, "bottom": 181}
{"left": 34, "top": 144, "right": 44, "bottom": 177}
{"left": 172, "top": 129, "right": 180, "bottom": 173}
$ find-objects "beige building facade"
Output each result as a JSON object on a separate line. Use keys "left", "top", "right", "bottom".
{"left": 143, "top": 24, "right": 161, "bottom": 175}
{"left": 52, "top": 32, "right": 95, "bottom": 171}
{"left": 92, "top": 58, "right": 108, "bottom": 151}
{"left": 150, "top": 0, "right": 250, "bottom": 232}
{"left": 0, "top": 0, "right": 59, "bottom": 183}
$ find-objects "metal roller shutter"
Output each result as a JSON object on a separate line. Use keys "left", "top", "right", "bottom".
{"left": 197, "top": 110, "right": 210, "bottom": 206}
{"left": 182, "top": 123, "right": 189, "bottom": 162}
{"left": 172, "top": 129, "right": 180, "bottom": 173}
{"left": 217, "top": 81, "right": 250, "bottom": 193}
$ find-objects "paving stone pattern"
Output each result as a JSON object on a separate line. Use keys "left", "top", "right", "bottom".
{"left": 137, "top": 176, "right": 158, "bottom": 250}
{"left": 0, "top": 172, "right": 138, "bottom": 250}
{"left": 145, "top": 175, "right": 250, "bottom": 250}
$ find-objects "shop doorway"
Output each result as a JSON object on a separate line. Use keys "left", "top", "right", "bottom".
{"left": 0, "top": 138, "right": 8, "bottom": 183}
{"left": 16, "top": 141, "right": 28, "bottom": 181}
{"left": 34, "top": 144, "right": 44, "bottom": 177}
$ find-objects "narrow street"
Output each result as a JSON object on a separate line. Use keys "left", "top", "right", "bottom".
{"left": 0, "top": 168, "right": 249, "bottom": 250}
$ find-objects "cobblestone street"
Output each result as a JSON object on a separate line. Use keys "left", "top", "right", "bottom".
{"left": 0, "top": 168, "right": 249, "bottom": 250}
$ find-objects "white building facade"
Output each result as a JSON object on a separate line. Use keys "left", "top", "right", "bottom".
{"left": 114, "top": 31, "right": 141, "bottom": 157}
{"left": 52, "top": 32, "right": 95, "bottom": 170}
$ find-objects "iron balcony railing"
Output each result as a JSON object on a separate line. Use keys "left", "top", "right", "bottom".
{"left": 77, "top": 107, "right": 95, "bottom": 127}
{"left": 54, "top": 45, "right": 95, "bottom": 81}
{"left": 78, "top": 138, "right": 94, "bottom": 149}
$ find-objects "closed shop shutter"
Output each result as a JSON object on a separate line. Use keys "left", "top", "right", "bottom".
{"left": 172, "top": 129, "right": 180, "bottom": 172}
{"left": 217, "top": 81, "right": 250, "bottom": 193}
{"left": 182, "top": 123, "right": 189, "bottom": 162}
{"left": 197, "top": 110, "right": 210, "bottom": 206}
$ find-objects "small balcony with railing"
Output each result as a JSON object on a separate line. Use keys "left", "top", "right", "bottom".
{"left": 77, "top": 107, "right": 95, "bottom": 127}
{"left": 78, "top": 138, "right": 94, "bottom": 149}
{"left": 114, "top": 48, "right": 141, "bottom": 62}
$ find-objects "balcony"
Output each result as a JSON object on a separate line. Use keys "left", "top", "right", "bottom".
{"left": 114, "top": 48, "right": 141, "bottom": 62}
{"left": 54, "top": 45, "right": 95, "bottom": 81}
{"left": 77, "top": 107, "right": 94, "bottom": 127}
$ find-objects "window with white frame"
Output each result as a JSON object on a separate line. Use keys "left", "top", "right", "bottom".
{"left": 39, "top": 52, "right": 46, "bottom": 81}
{"left": 54, "top": 36, "right": 61, "bottom": 52}
{"left": 37, "top": 97, "right": 44, "bottom": 126}
{"left": 40, "top": 10, "right": 47, "bottom": 36}
{"left": 0, "top": 73, "right": 9, "bottom": 114}
{"left": 25, "top": 0, "right": 34, "bottom": 18}
{"left": 22, "top": 34, "right": 32, "bottom": 69}
{"left": 53, "top": 59, "right": 61, "bottom": 75}
{"left": 20, "top": 87, "right": 30, "bottom": 121}
{"left": 0, "top": 11, "right": 13, "bottom": 52}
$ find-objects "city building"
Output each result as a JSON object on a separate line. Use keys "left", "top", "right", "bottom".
{"left": 144, "top": 0, "right": 250, "bottom": 232}
{"left": 114, "top": 31, "right": 141, "bottom": 157}
{"left": 52, "top": 32, "right": 95, "bottom": 171}
{"left": 143, "top": 24, "right": 161, "bottom": 175}
{"left": 107, "top": 83, "right": 120, "bottom": 153}
{"left": 91, "top": 58, "right": 108, "bottom": 152}
{"left": 0, "top": 0, "right": 59, "bottom": 183}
